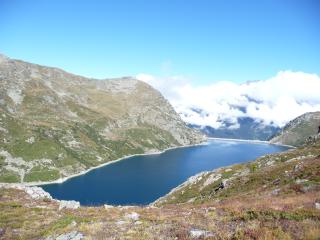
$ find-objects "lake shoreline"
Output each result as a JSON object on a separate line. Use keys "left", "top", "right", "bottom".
{"left": 23, "top": 138, "right": 293, "bottom": 187}
{"left": 25, "top": 141, "right": 207, "bottom": 187}
{"left": 208, "top": 137, "right": 295, "bottom": 148}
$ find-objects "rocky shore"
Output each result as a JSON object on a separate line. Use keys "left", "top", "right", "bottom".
{"left": 0, "top": 183, "right": 80, "bottom": 210}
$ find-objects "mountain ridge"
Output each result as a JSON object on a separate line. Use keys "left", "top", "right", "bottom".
{"left": 0, "top": 54, "right": 205, "bottom": 183}
{"left": 270, "top": 111, "right": 320, "bottom": 147}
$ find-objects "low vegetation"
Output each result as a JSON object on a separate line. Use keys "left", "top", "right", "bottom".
{"left": 0, "top": 55, "right": 204, "bottom": 183}
{"left": 0, "top": 140, "right": 319, "bottom": 239}
{"left": 270, "top": 111, "right": 320, "bottom": 146}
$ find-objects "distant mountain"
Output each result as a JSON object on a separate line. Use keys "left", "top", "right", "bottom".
{"left": 0, "top": 54, "right": 205, "bottom": 183}
{"left": 270, "top": 111, "right": 320, "bottom": 147}
{"left": 189, "top": 117, "right": 280, "bottom": 140}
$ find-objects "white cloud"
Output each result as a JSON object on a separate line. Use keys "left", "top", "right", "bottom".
{"left": 136, "top": 73, "right": 189, "bottom": 100}
{"left": 136, "top": 73, "right": 155, "bottom": 84}
{"left": 137, "top": 71, "right": 320, "bottom": 128}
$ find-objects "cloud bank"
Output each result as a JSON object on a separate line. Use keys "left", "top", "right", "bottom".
{"left": 137, "top": 71, "right": 320, "bottom": 129}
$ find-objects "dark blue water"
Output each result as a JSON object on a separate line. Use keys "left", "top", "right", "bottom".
{"left": 41, "top": 139, "right": 289, "bottom": 206}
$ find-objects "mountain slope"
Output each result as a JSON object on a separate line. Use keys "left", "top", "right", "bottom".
{"left": 154, "top": 139, "right": 320, "bottom": 207}
{"left": 0, "top": 54, "right": 205, "bottom": 183}
{"left": 270, "top": 111, "right": 320, "bottom": 147}
{"left": 1, "top": 135, "right": 319, "bottom": 239}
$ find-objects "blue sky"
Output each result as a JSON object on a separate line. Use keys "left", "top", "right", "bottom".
{"left": 0, "top": 0, "right": 319, "bottom": 84}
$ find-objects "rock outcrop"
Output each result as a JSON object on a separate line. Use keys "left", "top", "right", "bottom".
{"left": 0, "top": 183, "right": 52, "bottom": 199}
{"left": 0, "top": 183, "right": 81, "bottom": 210}
{"left": 58, "top": 200, "right": 80, "bottom": 210}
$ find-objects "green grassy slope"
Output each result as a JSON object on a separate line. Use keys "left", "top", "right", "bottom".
{"left": 0, "top": 140, "right": 319, "bottom": 239}
{"left": 0, "top": 55, "right": 204, "bottom": 183}
{"left": 270, "top": 112, "right": 320, "bottom": 147}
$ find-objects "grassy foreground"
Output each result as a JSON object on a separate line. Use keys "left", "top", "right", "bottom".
{"left": 0, "top": 141, "right": 319, "bottom": 239}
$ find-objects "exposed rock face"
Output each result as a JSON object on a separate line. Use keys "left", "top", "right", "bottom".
{"left": 270, "top": 112, "right": 320, "bottom": 147}
{"left": 0, "top": 54, "right": 205, "bottom": 183}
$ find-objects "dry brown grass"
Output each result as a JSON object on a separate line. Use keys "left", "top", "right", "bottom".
{"left": 1, "top": 144, "right": 319, "bottom": 239}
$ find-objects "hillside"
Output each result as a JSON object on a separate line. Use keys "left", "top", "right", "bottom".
{"left": 270, "top": 112, "right": 320, "bottom": 147}
{"left": 0, "top": 137, "right": 319, "bottom": 239}
{"left": 0, "top": 54, "right": 205, "bottom": 183}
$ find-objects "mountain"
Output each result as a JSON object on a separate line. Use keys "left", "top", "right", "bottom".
{"left": 270, "top": 111, "right": 320, "bottom": 147}
{"left": 190, "top": 117, "right": 280, "bottom": 140}
{"left": 0, "top": 54, "right": 205, "bottom": 183}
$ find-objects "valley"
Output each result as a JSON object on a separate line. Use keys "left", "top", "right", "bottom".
{"left": 2, "top": 1, "right": 319, "bottom": 239}
{"left": 0, "top": 56, "right": 319, "bottom": 240}
{"left": 0, "top": 135, "right": 319, "bottom": 239}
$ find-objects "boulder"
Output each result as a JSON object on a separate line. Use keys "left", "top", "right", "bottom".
{"left": 59, "top": 200, "right": 80, "bottom": 210}
{"left": 124, "top": 212, "right": 140, "bottom": 221}
{"left": 190, "top": 228, "right": 214, "bottom": 238}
